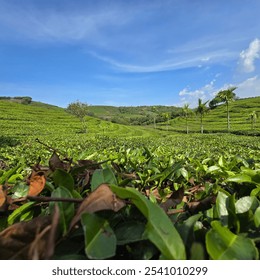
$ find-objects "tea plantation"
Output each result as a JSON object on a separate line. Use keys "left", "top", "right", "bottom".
{"left": 0, "top": 98, "right": 260, "bottom": 260}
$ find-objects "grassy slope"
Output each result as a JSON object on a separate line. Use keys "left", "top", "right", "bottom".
{"left": 157, "top": 96, "right": 260, "bottom": 134}
{"left": 0, "top": 100, "right": 160, "bottom": 139}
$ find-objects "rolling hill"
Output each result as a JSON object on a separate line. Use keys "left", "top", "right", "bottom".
{"left": 0, "top": 99, "right": 160, "bottom": 139}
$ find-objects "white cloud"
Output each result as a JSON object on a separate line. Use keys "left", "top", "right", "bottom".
{"left": 177, "top": 80, "right": 216, "bottom": 107}
{"left": 177, "top": 76, "right": 260, "bottom": 108}
{"left": 91, "top": 50, "right": 236, "bottom": 73}
{"left": 239, "top": 38, "right": 260, "bottom": 72}
{"left": 236, "top": 76, "right": 260, "bottom": 98}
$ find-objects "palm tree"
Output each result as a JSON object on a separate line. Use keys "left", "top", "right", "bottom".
{"left": 248, "top": 111, "right": 258, "bottom": 130}
{"left": 215, "top": 87, "right": 237, "bottom": 131}
{"left": 195, "top": 99, "right": 209, "bottom": 134}
{"left": 181, "top": 104, "right": 192, "bottom": 134}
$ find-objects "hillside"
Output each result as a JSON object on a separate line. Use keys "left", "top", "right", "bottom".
{"left": 87, "top": 105, "right": 182, "bottom": 125}
{"left": 157, "top": 96, "right": 260, "bottom": 135}
{"left": 1, "top": 96, "right": 259, "bottom": 141}
{"left": 0, "top": 100, "right": 160, "bottom": 139}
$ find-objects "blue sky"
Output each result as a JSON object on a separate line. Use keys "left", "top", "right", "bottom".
{"left": 0, "top": 0, "right": 260, "bottom": 108}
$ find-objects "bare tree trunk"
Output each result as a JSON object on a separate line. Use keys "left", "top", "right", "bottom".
{"left": 186, "top": 116, "right": 189, "bottom": 134}
{"left": 200, "top": 115, "right": 203, "bottom": 134}
{"left": 227, "top": 102, "right": 230, "bottom": 131}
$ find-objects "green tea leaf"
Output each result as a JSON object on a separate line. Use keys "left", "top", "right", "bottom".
{"left": 0, "top": 166, "right": 20, "bottom": 185}
{"left": 254, "top": 207, "right": 260, "bottom": 228}
{"left": 216, "top": 191, "right": 229, "bottom": 226}
{"left": 11, "top": 182, "right": 29, "bottom": 198}
{"left": 110, "top": 185, "right": 186, "bottom": 260}
{"left": 115, "top": 221, "right": 145, "bottom": 245}
{"left": 206, "top": 221, "right": 258, "bottom": 260}
{"left": 235, "top": 196, "right": 259, "bottom": 214}
{"left": 8, "top": 202, "right": 35, "bottom": 225}
{"left": 53, "top": 169, "right": 74, "bottom": 191}
{"left": 91, "top": 167, "right": 117, "bottom": 191}
{"left": 190, "top": 242, "right": 205, "bottom": 260}
{"left": 50, "top": 186, "right": 75, "bottom": 235}
{"left": 177, "top": 213, "right": 202, "bottom": 245}
{"left": 81, "top": 212, "right": 116, "bottom": 259}
{"left": 227, "top": 174, "right": 252, "bottom": 183}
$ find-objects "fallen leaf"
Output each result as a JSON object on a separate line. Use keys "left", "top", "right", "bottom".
{"left": 186, "top": 196, "right": 216, "bottom": 214}
{"left": 28, "top": 171, "right": 46, "bottom": 196}
{"left": 160, "top": 187, "right": 184, "bottom": 212}
{"left": 49, "top": 151, "right": 66, "bottom": 171}
{"left": 0, "top": 185, "right": 7, "bottom": 211}
{"left": 70, "top": 184, "right": 126, "bottom": 230}
{"left": 0, "top": 216, "right": 51, "bottom": 259}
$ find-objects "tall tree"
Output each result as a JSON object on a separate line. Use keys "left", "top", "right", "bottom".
{"left": 215, "top": 87, "right": 237, "bottom": 131}
{"left": 248, "top": 110, "right": 258, "bottom": 130}
{"left": 181, "top": 104, "right": 193, "bottom": 134}
{"left": 195, "top": 99, "right": 209, "bottom": 134}
{"left": 67, "top": 101, "right": 89, "bottom": 133}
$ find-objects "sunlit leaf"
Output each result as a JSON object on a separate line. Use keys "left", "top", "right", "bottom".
{"left": 216, "top": 191, "right": 229, "bottom": 225}
{"left": 235, "top": 196, "right": 259, "bottom": 214}
{"left": 12, "top": 182, "right": 29, "bottom": 198}
{"left": 91, "top": 167, "right": 117, "bottom": 191}
{"left": 8, "top": 202, "right": 36, "bottom": 225}
{"left": 206, "top": 221, "right": 258, "bottom": 260}
{"left": 254, "top": 207, "right": 260, "bottom": 228}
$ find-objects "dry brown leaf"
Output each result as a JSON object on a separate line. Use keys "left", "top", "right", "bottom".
{"left": 0, "top": 185, "right": 6, "bottom": 208}
{"left": 145, "top": 188, "right": 162, "bottom": 201}
{"left": 186, "top": 195, "right": 216, "bottom": 214}
{"left": 160, "top": 187, "right": 184, "bottom": 212}
{"left": 28, "top": 171, "right": 46, "bottom": 196}
{"left": 70, "top": 184, "right": 126, "bottom": 230}
{"left": 49, "top": 151, "right": 65, "bottom": 171}
{"left": 0, "top": 216, "right": 51, "bottom": 259}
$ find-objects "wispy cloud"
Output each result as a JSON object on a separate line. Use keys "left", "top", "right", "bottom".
{"left": 0, "top": 1, "right": 139, "bottom": 43}
{"left": 239, "top": 38, "right": 260, "bottom": 72}
{"left": 91, "top": 49, "right": 237, "bottom": 73}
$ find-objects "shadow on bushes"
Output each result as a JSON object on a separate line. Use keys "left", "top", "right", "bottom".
{"left": 0, "top": 136, "right": 20, "bottom": 147}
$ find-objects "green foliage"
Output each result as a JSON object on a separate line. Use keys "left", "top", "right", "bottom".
{"left": 206, "top": 221, "right": 258, "bottom": 260}
{"left": 67, "top": 101, "right": 89, "bottom": 133}
{"left": 52, "top": 169, "right": 74, "bottom": 191}
{"left": 0, "top": 100, "right": 260, "bottom": 260}
{"left": 50, "top": 187, "right": 75, "bottom": 235}
{"left": 91, "top": 167, "right": 117, "bottom": 191}
{"left": 81, "top": 213, "right": 117, "bottom": 259}
{"left": 111, "top": 185, "right": 186, "bottom": 260}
